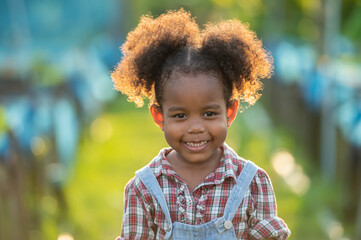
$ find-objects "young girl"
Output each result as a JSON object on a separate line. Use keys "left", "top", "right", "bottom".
{"left": 111, "top": 9, "right": 290, "bottom": 240}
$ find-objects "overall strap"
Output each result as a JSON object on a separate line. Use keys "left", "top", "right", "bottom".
{"left": 135, "top": 166, "right": 173, "bottom": 233}
{"left": 223, "top": 161, "right": 258, "bottom": 221}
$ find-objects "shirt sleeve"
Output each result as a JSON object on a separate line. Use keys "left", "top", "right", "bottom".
{"left": 119, "top": 177, "right": 156, "bottom": 240}
{"left": 248, "top": 169, "right": 291, "bottom": 240}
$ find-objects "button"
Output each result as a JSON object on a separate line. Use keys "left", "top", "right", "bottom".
{"left": 224, "top": 220, "right": 233, "bottom": 230}
{"left": 272, "top": 231, "right": 278, "bottom": 237}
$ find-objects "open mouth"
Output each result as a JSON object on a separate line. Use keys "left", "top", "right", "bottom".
{"left": 185, "top": 141, "right": 208, "bottom": 147}
{"left": 183, "top": 140, "right": 210, "bottom": 152}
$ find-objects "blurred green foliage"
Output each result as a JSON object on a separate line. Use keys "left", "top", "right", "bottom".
{"left": 126, "top": 0, "right": 361, "bottom": 47}
{"left": 0, "top": 106, "right": 7, "bottom": 134}
{"left": 11, "top": 0, "right": 359, "bottom": 239}
{"left": 30, "top": 57, "right": 65, "bottom": 86}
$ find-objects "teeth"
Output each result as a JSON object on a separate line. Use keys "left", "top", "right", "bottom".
{"left": 186, "top": 141, "right": 207, "bottom": 147}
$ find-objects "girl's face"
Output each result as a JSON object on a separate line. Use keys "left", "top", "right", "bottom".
{"left": 151, "top": 72, "right": 237, "bottom": 167}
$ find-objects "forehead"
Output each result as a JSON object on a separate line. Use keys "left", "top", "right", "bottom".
{"left": 162, "top": 72, "right": 226, "bottom": 107}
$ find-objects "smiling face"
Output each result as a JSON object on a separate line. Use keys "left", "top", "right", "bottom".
{"left": 155, "top": 72, "right": 234, "bottom": 167}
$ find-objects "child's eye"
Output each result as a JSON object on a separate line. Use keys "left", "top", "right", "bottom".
{"left": 204, "top": 112, "right": 216, "bottom": 117}
{"left": 174, "top": 113, "right": 186, "bottom": 118}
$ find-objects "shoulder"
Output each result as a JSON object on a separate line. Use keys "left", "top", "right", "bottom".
{"left": 223, "top": 143, "right": 273, "bottom": 191}
{"left": 223, "top": 143, "right": 267, "bottom": 178}
{"left": 253, "top": 165, "right": 271, "bottom": 181}
{"left": 148, "top": 147, "right": 173, "bottom": 177}
{"left": 124, "top": 174, "right": 153, "bottom": 204}
{"left": 249, "top": 165, "right": 275, "bottom": 199}
{"left": 124, "top": 147, "right": 172, "bottom": 200}
{"left": 238, "top": 160, "right": 271, "bottom": 189}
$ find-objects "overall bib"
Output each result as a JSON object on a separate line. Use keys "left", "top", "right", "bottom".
{"left": 136, "top": 161, "right": 258, "bottom": 240}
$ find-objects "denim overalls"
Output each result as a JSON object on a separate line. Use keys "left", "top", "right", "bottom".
{"left": 136, "top": 161, "right": 258, "bottom": 240}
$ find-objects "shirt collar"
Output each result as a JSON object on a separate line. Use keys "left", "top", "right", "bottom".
{"left": 203, "top": 143, "right": 238, "bottom": 185}
{"left": 149, "top": 143, "right": 239, "bottom": 185}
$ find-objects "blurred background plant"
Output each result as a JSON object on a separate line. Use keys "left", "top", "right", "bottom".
{"left": 0, "top": 0, "right": 360, "bottom": 239}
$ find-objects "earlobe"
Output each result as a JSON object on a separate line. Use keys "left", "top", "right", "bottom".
{"left": 226, "top": 101, "right": 239, "bottom": 127}
{"left": 150, "top": 105, "right": 164, "bottom": 131}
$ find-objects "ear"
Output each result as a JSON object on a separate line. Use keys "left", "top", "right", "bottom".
{"left": 226, "top": 101, "right": 238, "bottom": 127}
{"left": 150, "top": 104, "right": 164, "bottom": 131}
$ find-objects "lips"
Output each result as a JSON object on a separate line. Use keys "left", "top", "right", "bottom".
{"left": 184, "top": 140, "right": 209, "bottom": 151}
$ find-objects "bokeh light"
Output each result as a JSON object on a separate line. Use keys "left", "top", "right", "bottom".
{"left": 271, "top": 150, "right": 295, "bottom": 177}
{"left": 58, "top": 233, "right": 74, "bottom": 240}
{"left": 271, "top": 150, "right": 311, "bottom": 196}
{"left": 327, "top": 220, "right": 344, "bottom": 240}
{"left": 30, "top": 136, "right": 48, "bottom": 157}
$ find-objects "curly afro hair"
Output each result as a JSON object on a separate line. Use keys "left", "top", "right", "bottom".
{"left": 111, "top": 8, "right": 273, "bottom": 110}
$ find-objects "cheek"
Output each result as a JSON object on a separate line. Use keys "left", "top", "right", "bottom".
{"left": 207, "top": 120, "right": 228, "bottom": 135}
{"left": 163, "top": 121, "right": 183, "bottom": 138}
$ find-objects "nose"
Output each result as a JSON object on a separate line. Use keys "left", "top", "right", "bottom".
{"left": 187, "top": 118, "right": 205, "bottom": 133}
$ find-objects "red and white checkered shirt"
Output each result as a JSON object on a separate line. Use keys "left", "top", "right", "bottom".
{"left": 117, "top": 143, "right": 290, "bottom": 240}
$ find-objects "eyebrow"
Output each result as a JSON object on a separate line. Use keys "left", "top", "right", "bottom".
{"left": 203, "top": 104, "right": 221, "bottom": 110}
{"left": 167, "top": 106, "right": 185, "bottom": 112}
{"left": 167, "top": 104, "right": 221, "bottom": 112}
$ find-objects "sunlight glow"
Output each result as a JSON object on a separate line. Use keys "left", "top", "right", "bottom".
{"left": 58, "top": 233, "right": 74, "bottom": 240}
{"left": 286, "top": 166, "right": 311, "bottom": 196}
{"left": 327, "top": 220, "right": 344, "bottom": 240}
{"left": 271, "top": 150, "right": 295, "bottom": 177}
{"left": 30, "top": 136, "right": 48, "bottom": 156}
{"left": 271, "top": 150, "right": 311, "bottom": 195}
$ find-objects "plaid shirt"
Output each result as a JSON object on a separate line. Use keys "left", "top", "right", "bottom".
{"left": 118, "top": 143, "right": 290, "bottom": 240}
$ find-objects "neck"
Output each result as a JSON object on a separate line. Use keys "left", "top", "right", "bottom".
{"left": 166, "top": 148, "right": 222, "bottom": 191}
